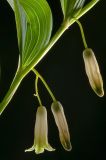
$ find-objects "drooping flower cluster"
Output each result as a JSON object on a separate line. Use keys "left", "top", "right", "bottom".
{"left": 25, "top": 101, "right": 72, "bottom": 154}
{"left": 25, "top": 19, "right": 104, "bottom": 155}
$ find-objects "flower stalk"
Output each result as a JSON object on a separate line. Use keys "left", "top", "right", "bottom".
{"left": 74, "top": 19, "right": 88, "bottom": 49}
{"left": 32, "top": 69, "right": 56, "bottom": 102}
{"left": 35, "top": 76, "right": 42, "bottom": 106}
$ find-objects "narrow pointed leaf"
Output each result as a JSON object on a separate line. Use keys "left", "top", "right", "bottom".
{"left": 60, "top": 0, "right": 85, "bottom": 19}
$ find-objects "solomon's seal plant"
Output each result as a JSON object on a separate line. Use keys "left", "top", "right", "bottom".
{"left": 0, "top": 0, "right": 104, "bottom": 155}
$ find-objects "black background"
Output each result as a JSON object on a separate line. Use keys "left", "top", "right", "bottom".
{"left": 0, "top": 0, "right": 106, "bottom": 160}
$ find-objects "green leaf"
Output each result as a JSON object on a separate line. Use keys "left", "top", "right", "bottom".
{"left": 14, "top": 0, "right": 27, "bottom": 55}
{"left": 60, "top": 0, "right": 85, "bottom": 19}
{"left": 7, "top": 0, "right": 26, "bottom": 59}
{"left": 7, "top": 0, "right": 14, "bottom": 10}
{"left": 7, "top": 0, "right": 53, "bottom": 67}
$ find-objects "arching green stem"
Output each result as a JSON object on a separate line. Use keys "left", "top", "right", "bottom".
{"left": 74, "top": 19, "right": 88, "bottom": 49}
{"left": 32, "top": 69, "right": 56, "bottom": 102}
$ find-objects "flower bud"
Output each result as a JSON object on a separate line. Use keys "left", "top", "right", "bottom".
{"left": 83, "top": 48, "right": 104, "bottom": 97}
{"left": 51, "top": 101, "right": 72, "bottom": 151}
{"left": 25, "top": 106, "right": 55, "bottom": 154}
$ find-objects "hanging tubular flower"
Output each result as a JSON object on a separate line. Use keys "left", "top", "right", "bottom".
{"left": 25, "top": 106, "right": 55, "bottom": 154}
{"left": 83, "top": 48, "right": 104, "bottom": 97}
{"left": 51, "top": 101, "right": 72, "bottom": 151}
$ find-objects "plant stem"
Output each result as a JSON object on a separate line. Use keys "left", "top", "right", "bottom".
{"left": 75, "top": 19, "right": 88, "bottom": 48}
{"left": 32, "top": 69, "right": 56, "bottom": 102}
{"left": 0, "top": 0, "right": 100, "bottom": 115}
{"left": 35, "top": 76, "right": 42, "bottom": 106}
{"left": 0, "top": 69, "right": 24, "bottom": 115}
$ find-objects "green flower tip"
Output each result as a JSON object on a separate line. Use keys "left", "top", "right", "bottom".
{"left": 25, "top": 143, "right": 54, "bottom": 154}
{"left": 51, "top": 101, "right": 72, "bottom": 151}
{"left": 25, "top": 106, "right": 55, "bottom": 154}
{"left": 83, "top": 48, "right": 104, "bottom": 97}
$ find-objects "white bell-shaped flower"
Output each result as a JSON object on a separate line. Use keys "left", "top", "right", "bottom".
{"left": 51, "top": 101, "right": 72, "bottom": 151}
{"left": 83, "top": 48, "right": 104, "bottom": 97}
{"left": 25, "top": 106, "right": 55, "bottom": 154}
